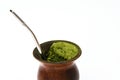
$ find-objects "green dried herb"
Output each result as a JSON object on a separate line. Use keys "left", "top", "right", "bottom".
{"left": 47, "top": 42, "right": 78, "bottom": 62}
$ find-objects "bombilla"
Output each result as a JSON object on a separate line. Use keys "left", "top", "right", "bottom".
{"left": 10, "top": 10, "right": 43, "bottom": 56}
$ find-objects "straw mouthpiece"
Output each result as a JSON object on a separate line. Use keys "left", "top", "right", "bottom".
{"left": 10, "top": 10, "right": 13, "bottom": 12}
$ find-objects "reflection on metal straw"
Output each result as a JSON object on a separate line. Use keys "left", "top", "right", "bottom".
{"left": 10, "top": 10, "right": 42, "bottom": 54}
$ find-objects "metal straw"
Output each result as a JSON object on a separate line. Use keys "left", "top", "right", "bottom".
{"left": 10, "top": 10, "right": 42, "bottom": 54}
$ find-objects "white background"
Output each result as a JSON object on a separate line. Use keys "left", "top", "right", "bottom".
{"left": 0, "top": 0, "right": 120, "bottom": 80}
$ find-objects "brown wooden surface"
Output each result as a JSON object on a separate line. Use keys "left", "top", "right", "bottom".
{"left": 38, "top": 62, "right": 79, "bottom": 80}
{"left": 33, "top": 40, "right": 82, "bottom": 80}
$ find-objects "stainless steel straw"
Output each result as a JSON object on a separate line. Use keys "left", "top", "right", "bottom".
{"left": 10, "top": 10, "right": 42, "bottom": 55}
